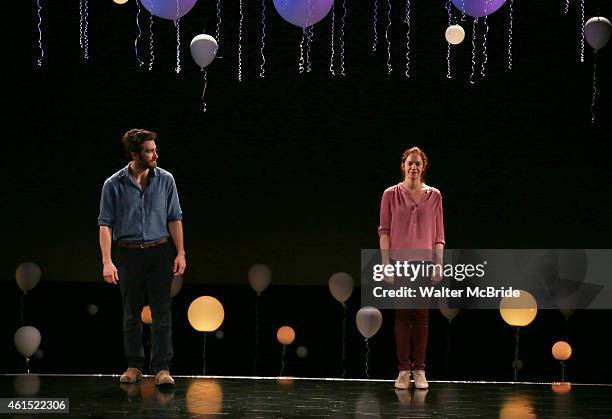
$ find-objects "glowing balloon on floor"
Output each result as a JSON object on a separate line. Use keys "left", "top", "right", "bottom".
{"left": 188, "top": 296, "right": 224, "bottom": 332}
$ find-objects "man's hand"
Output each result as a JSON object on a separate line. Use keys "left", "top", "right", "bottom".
{"left": 173, "top": 254, "right": 186, "bottom": 276}
{"left": 103, "top": 261, "right": 119, "bottom": 285}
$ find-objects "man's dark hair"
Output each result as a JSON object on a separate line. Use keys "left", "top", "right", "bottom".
{"left": 122, "top": 129, "right": 157, "bottom": 158}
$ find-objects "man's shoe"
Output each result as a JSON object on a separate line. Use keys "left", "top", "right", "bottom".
{"left": 394, "top": 370, "right": 411, "bottom": 390}
{"left": 119, "top": 368, "right": 143, "bottom": 384}
{"left": 154, "top": 370, "right": 175, "bottom": 387}
{"left": 412, "top": 370, "right": 429, "bottom": 389}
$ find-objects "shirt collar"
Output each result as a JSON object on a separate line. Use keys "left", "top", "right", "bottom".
{"left": 118, "top": 163, "right": 158, "bottom": 178}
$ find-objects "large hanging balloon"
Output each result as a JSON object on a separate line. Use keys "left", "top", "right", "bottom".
{"left": 552, "top": 341, "right": 572, "bottom": 361}
{"left": 451, "top": 0, "right": 506, "bottom": 18}
{"left": 248, "top": 264, "right": 271, "bottom": 295}
{"left": 584, "top": 17, "right": 612, "bottom": 51}
{"left": 188, "top": 296, "right": 224, "bottom": 332}
{"left": 499, "top": 290, "right": 538, "bottom": 327}
{"left": 190, "top": 35, "right": 218, "bottom": 69}
{"left": 328, "top": 272, "right": 354, "bottom": 304}
{"left": 139, "top": 0, "right": 198, "bottom": 20}
{"left": 355, "top": 307, "right": 382, "bottom": 339}
{"left": 16, "top": 262, "right": 41, "bottom": 294}
{"left": 14, "top": 326, "right": 41, "bottom": 358}
{"left": 273, "top": 0, "right": 334, "bottom": 29}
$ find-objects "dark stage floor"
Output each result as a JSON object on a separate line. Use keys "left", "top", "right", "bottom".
{"left": 2, "top": 374, "right": 611, "bottom": 418}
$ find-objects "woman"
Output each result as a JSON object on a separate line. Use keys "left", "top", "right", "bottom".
{"left": 378, "top": 146, "right": 445, "bottom": 390}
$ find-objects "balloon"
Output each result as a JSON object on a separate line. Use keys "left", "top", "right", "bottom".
{"left": 277, "top": 326, "right": 296, "bottom": 345}
{"left": 33, "top": 348, "right": 44, "bottom": 360}
{"left": 248, "top": 264, "right": 271, "bottom": 295}
{"left": 14, "top": 326, "right": 41, "bottom": 358}
{"left": 141, "top": 305, "right": 153, "bottom": 324}
{"left": 139, "top": 0, "right": 198, "bottom": 20}
{"left": 15, "top": 262, "right": 41, "bottom": 294}
{"left": 190, "top": 35, "right": 218, "bottom": 69}
{"left": 215, "top": 330, "right": 224, "bottom": 340}
{"left": 451, "top": 0, "right": 506, "bottom": 18}
{"left": 439, "top": 307, "right": 460, "bottom": 322}
{"left": 188, "top": 296, "right": 224, "bottom": 332}
{"left": 86, "top": 304, "right": 98, "bottom": 316}
{"left": 445, "top": 24, "right": 465, "bottom": 45}
{"left": 512, "top": 359, "right": 524, "bottom": 371}
{"left": 171, "top": 275, "right": 183, "bottom": 298}
{"left": 272, "top": 0, "right": 334, "bottom": 29}
{"left": 296, "top": 345, "right": 308, "bottom": 358}
{"left": 113, "top": 0, "right": 129, "bottom": 4}
{"left": 499, "top": 290, "right": 538, "bottom": 327}
{"left": 559, "top": 308, "right": 574, "bottom": 319}
{"left": 552, "top": 341, "right": 572, "bottom": 361}
{"left": 328, "top": 272, "right": 353, "bottom": 304}
{"left": 356, "top": 307, "right": 382, "bottom": 339}
{"left": 585, "top": 17, "right": 612, "bottom": 50}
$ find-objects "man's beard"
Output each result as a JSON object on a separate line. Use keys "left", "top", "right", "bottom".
{"left": 136, "top": 157, "right": 157, "bottom": 170}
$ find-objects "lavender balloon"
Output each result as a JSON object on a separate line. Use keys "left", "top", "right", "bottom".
{"left": 451, "top": 0, "right": 506, "bottom": 18}
{"left": 139, "top": 0, "right": 198, "bottom": 20}
{"left": 273, "top": 0, "right": 334, "bottom": 29}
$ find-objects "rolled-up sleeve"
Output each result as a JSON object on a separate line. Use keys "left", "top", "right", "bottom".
{"left": 167, "top": 176, "right": 183, "bottom": 222}
{"left": 434, "top": 193, "right": 445, "bottom": 246}
{"left": 378, "top": 189, "right": 392, "bottom": 237}
{"left": 98, "top": 179, "right": 116, "bottom": 227}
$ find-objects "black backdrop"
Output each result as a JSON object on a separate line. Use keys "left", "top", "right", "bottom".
{"left": 2, "top": 0, "right": 611, "bottom": 382}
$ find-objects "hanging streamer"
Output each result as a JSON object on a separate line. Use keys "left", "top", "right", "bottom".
{"left": 306, "top": 26, "right": 314, "bottom": 73}
{"left": 298, "top": 29, "right": 306, "bottom": 73}
{"left": 460, "top": 0, "right": 466, "bottom": 21}
{"left": 385, "top": 0, "right": 392, "bottom": 75}
{"left": 148, "top": 11, "right": 155, "bottom": 70}
{"left": 36, "top": 0, "right": 44, "bottom": 67}
{"left": 579, "top": 0, "right": 585, "bottom": 62}
{"left": 590, "top": 51, "right": 598, "bottom": 123}
{"left": 175, "top": 0, "right": 182, "bottom": 74}
{"left": 564, "top": 0, "right": 569, "bottom": 15}
{"left": 83, "top": 0, "right": 89, "bottom": 60}
{"left": 216, "top": 0, "right": 222, "bottom": 54}
{"left": 404, "top": 0, "right": 411, "bottom": 78}
{"left": 446, "top": 0, "right": 452, "bottom": 79}
{"left": 372, "top": 0, "right": 379, "bottom": 52}
{"left": 79, "top": 1, "right": 83, "bottom": 54}
{"left": 329, "top": 4, "right": 336, "bottom": 76}
{"left": 135, "top": 0, "right": 145, "bottom": 67}
{"left": 238, "top": 0, "right": 244, "bottom": 81}
{"left": 507, "top": 0, "right": 513, "bottom": 70}
{"left": 201, "top": 69, "right": 208, "bottom": 112}
{"left": 469, "top": 17, "right": 478, "bottom": 84}
{"left": 259, "top": 0, "right": 266, "bottom": 78}
{"left": 340, "top": 0, "right": 347, "bottom": 76}
{"left": 480, "top": 1, "right": 489, "bottom": 78}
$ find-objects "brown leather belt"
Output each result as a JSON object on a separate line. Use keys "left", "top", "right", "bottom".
{"left": 116, "top": 238, "right": 168, "bottom": 249}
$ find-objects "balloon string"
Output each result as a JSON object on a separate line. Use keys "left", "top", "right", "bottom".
{"left": 372, "top": 0, "right": 379, "bottom": 52}
{"left": 469, "top": 17, "right": 478, "bottom": 84}
{"left": 280, "top": 345, "right": 287, "bottom": 376}
{"left": 135, "top": 0, "right": 144, "bottom": 67}
{"left": 445, "top": 319, "right": 452, "bottom": 376}
{"left": 148, "top": 11, "right": 155, "bottom": 70}
{"left": 36, "top": 0, "right": 44, "bottom": 67}
{"left": 480, "top": 0, "right": 489, "bottom": 79}
{"left": 460, "top": 0, "right": 466, "bottom": 21}
{"left": 201, "top": 69, "right": 208, "bottom": 112}
{"left": 215, "top": 0, "right": 222, "bottom": 54}
{"left": 590, "top": 50, "right": 598, "bottom": 124}
{"left": 202, "top": 332, "right": 207, "bottom": 375}
{"left": 341, "top": 304, "right": 347, "bottom": 378}
{"left": 83, "top": 0, "right": 89, "bottom": 60}
{"left": 446, "top": 0, "right": 452, "bottom": 79}
{"left": 563, "top": 0, "right": 569, "bottom": 15}
{"left": 79, "top": 0, "right": 84, "bottom": 53}
{"left": 579, "top": 0, "right": 585, "bottom": 63}
{"left": 507, "top": 0, "right": 513, "bottom": 70}
{"left": 253, "top": 295, "right": 260, "bottom": 375}
{"left": 175, "top": 16, "right": 181, "bottom": 73}
{"left": 20, "top": 294, "right": 25, "bottom": 326}
{"left": 385, "top": 0, "right": 392, "bottom": 75}
{"left": 404, "top": 0, "right": 411, "bottom": 78}
{"left": 299, "top": 29, "right": 306, "bottom": 73}
{"left": 365, "top": 338, "right": 370, "bottom": 379}
{"left": 561, "top": 361, "right": 566, "bottom": 382}
{"left": 513, "top": 326, "right": 520, "bottom": 381}
{"left": 26, "top": 357, "right": 31, "bottom": 374}
{"left": 259, "top": 0, "right": 266, "bottom": 78}
{"left": 340, "top": 0, "right": 347, "bottom": 76}
{"left": 329, "top": 4, "right": 336, "bottom": 76}
{"left": 306, "top": 26, "right": 314, "bottom": 73}
{"left": 238, "top": 0, "right": 244, "bottom": 81}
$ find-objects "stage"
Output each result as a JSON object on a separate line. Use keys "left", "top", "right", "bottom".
{"left": 2, "top": 374, "right": 611, "bottom": 418}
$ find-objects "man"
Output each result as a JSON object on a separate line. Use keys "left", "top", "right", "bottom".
{"left": 98, "top": 128, "right": 186, "bottom": 386}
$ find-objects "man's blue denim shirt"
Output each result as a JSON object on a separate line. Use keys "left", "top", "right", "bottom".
{"left": 98, "top": 164, "right": 183, "bottom": 243}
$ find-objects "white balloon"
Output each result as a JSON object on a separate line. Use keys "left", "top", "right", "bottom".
{"left": 190, "top": 35, "right": 218, "bottom": 69}
{"left": 113, "top": 0, "right": 129, "bottom": 4}
{"left": 328, "top": 272, "right": 354, "bottom": 304}
{"left": 86, "top": 304, "right": 98, "bottom": 316}
{"left": 14, "top": 326, "right": 42, "bottom": 358}
{"left": 248, "top": 264, "right": 272, "bottom": 295}
{"left": 356, "top": 307, "right": 383, "bottom": 339}
{"left": 585, "top": 17, "right": 612, "bottom": 51}
{"left": 215, "top": 330, "right": 224, "bottom": 340}
{"left": 445, "top": 24, "right": 465, "bottom": 45}
{"left": 15, "top": 262, "right": 41, "bottom": 294}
